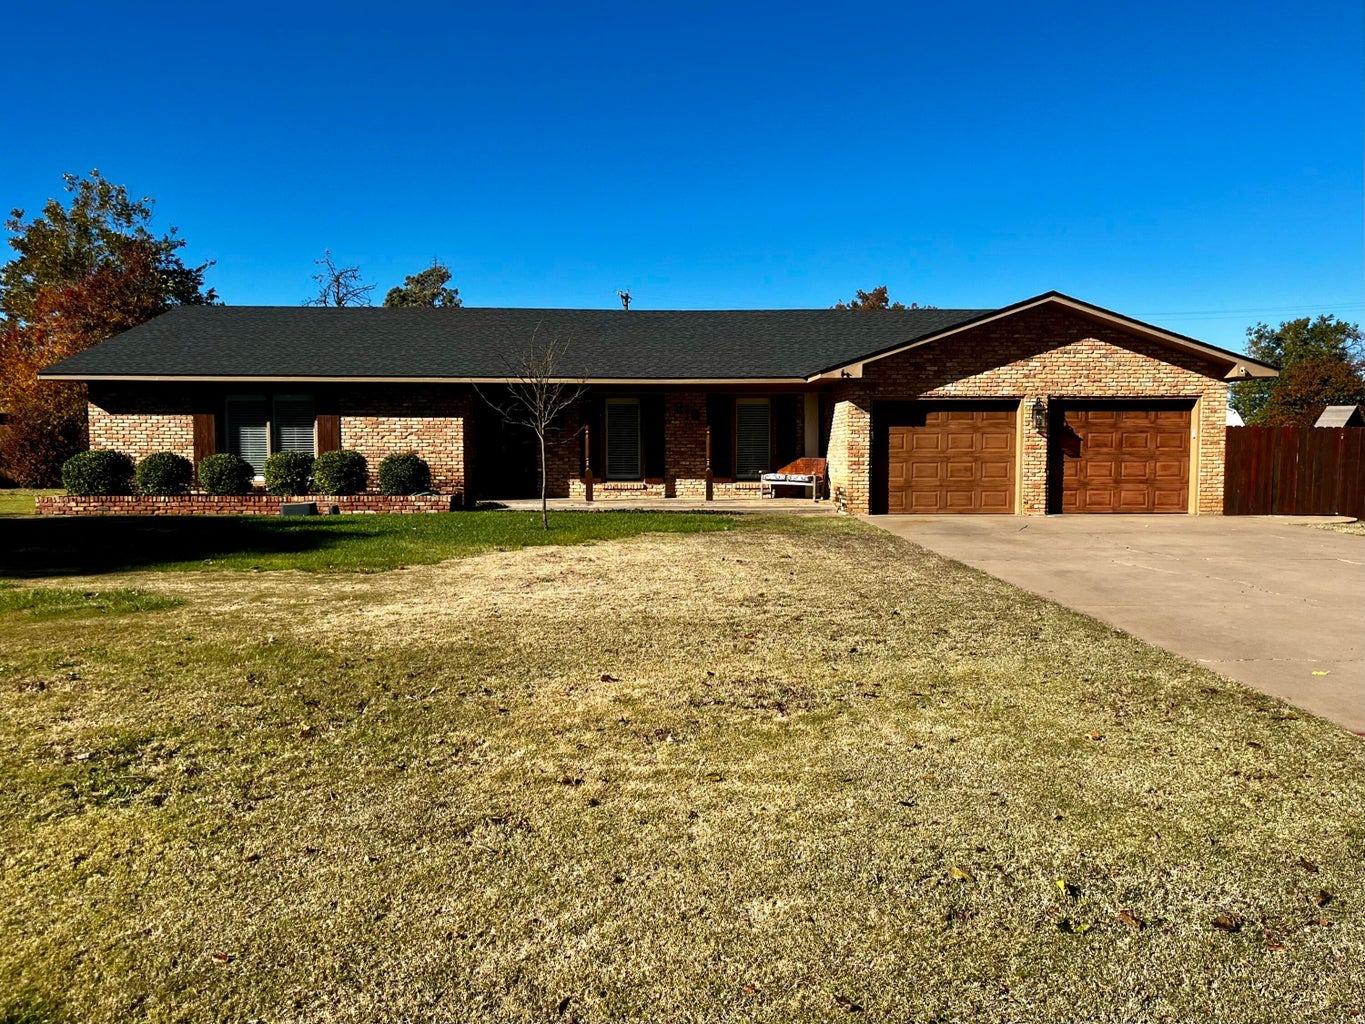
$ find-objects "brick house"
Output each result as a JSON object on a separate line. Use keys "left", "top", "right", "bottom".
{"left": 40, "top": 292, "right": 1275, "bottom": 515}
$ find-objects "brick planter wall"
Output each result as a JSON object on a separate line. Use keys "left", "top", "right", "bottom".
{"left": 36, "top": 494, "right": 459, "bottom": 516}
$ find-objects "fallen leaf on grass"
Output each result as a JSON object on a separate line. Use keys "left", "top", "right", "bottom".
{"left": 1056, "top": 917, "right": 1092, "bottom": 934}
{"left": 834, "top": 994, "right": 864, "bottom": 1013}
{"left": 1116, "top": 909, "right": 1144, "bottom": 931}
{"left": 1055, "top": 879, "right": 1081, "bottom": 899}
{"left": 949, "top": 865, "right": 975, "bottom": 883}
{"left": 599, "top": 674, "right": 620, "bottom": 683}
{"left": 1297, "top": 857, "right": 1320, "bottom": 874}
{"left": 1213, "top": 912, "right": 1245, "bottom": 933}
{"left": 1314, "top": 890, "right": 1334, "bottom": 908}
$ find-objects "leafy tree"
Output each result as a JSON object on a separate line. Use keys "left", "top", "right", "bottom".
{"left": 1252, "top": 356, "right": 1365, "bottom": 427}
{"left": 383, "top": 262, "right": 461, "bottom": 308}
{"left": 833, "top": 285, "right": 932, "bottom": 311}
{"left": 0, "top": 173, "right": 216, "bottom": 485}
{"left": 1, "top": 170, "right": 213, "bottom": 326}
{"left": 1232, "top": 315, "right": 1363, "bottom": 424}
{"left": 305, "top": 250, "right": 374, "bottom": 307}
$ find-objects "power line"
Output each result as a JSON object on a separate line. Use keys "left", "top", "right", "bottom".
{"left": 1137, "top": 302, "right": 1364, "bottom": 321}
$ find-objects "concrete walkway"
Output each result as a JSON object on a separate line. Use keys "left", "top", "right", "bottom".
{"left": 872, "top": 515, "right": 1365, "bottom": 732}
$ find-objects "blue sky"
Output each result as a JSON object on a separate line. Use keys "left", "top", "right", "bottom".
{"left": 2, "top": 1, "right": 1360, "bottom": 350}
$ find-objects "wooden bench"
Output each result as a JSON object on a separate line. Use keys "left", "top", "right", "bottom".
{"left": 760, "top": 457, "right": 828, "bottom": 502}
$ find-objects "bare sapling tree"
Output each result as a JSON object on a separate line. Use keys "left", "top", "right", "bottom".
{"left": 476, "top": 324, "right": 586, "bottom": 529}
{"left": 304, "top": 250, "right": 375, "bottom": 307}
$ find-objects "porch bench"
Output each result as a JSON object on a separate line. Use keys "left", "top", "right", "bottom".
{"left": 760, "top": 457, "right": 828, "bottom": 502}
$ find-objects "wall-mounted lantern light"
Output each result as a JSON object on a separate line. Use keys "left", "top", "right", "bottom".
{"left": 1032, "top": 398, "right": 1048, "bottom": 433}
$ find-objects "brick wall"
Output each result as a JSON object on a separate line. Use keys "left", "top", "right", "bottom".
{"left": 830, "top": 306, "right": 1230, "bottom": 515}
{"left": 37, "top": 494, "right": 456, "bottom": 516}
{"left": 88, "top": 384, "right": 195, "bottom": 463}
{"left": 337, "top": 385, "right": 469, "bottom": 492}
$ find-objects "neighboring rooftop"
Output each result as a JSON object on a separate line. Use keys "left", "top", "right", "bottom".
{"left": 1314, "top": 405, "right": 1364, "bottom": 428}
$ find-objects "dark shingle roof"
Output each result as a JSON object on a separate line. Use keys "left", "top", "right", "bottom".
{"left": 40, "top": 305, "right": 990, "bottom": 381}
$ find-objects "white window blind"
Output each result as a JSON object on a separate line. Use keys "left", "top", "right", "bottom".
{"left": 605, "top": 399, "right": 641, "bottom": 480}
{"left": 226, "top": 397, "right": 270, "bottom": 476}
{"left": 736, "top": 398, "right": 771, "bottom": 480}
{"left": 274, "top": 396, "right": 316, "bottom": 455}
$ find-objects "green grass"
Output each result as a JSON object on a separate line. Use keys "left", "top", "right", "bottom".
{"left": 0, "top": 583, "right": 181, "bottom": 619}
{"left": 0, "top": 509, "right": 733, "bottom": 576}
{"left": 0, "top": 488, "right": 60, "bottom": 517}
{"left": 0, "top": 516, "right": 1361, "bottom": 1022}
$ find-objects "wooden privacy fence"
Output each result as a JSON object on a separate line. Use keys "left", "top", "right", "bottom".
{"left": 1224, "top": 426, "right": 1365, "bottom": 517}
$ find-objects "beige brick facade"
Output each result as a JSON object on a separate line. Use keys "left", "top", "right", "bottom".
{"left": 337, "top": 385, "right": 469, "bottom": 493}
{"left": 827, "top": 307, "right": 1229, "bottom": 515}
{"left": 82, "top": 307, "right": 1233, "bottom": 514}
{"left": 86, "top": 383, "right": 470, "bottom": 495}
{"left": 87, "top": 385, "right": 196, "bottom": 462}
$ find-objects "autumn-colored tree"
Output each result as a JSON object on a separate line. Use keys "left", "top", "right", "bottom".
{"left": 1231, "top": 314, "right": 1363, "bottom": 424}
{"left": 0, "top": 171, "right": 215, "bottom": 485}
{"left": 383, "top": 262, "right": 461, "bottom": 307}
{"left": 1251, "top": 356, "right": 1365, "bottom": 427}
{"left": 833, "top": 285, "right": 931, "bottom": 311}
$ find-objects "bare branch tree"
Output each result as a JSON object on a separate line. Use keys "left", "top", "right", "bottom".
{"left": 475, "top": 324, "right": 586, "bottom": 529}
{"left": 304, "top": 249, "right": 375, "bottom": 307}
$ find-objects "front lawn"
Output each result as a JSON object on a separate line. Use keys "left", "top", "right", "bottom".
{"left": 0, "top": 488, "right": 60, "bottom": 517}
{"left": 0, "top": 509, "right": 733, "bottom": 576}
{"left": 1, "top": 515, "right": 1361, "bottom": 1022}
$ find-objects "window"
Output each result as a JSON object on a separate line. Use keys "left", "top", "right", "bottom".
{"left": 735, "top": 398, "right": 771, "bottom": 480}
{"left": 225, "top": 393, "right": 316, "bottom": 477}
{"left": 605, "top": 398, "right": 641, "bottom": 480}
{"left": 273, "top": 395, "right": 316, "bottom": 455}
{"left": 226, "top": 396, "right": 270, "bottom": 476}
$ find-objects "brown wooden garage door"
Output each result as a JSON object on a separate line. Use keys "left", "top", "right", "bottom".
{"left": 1057, "top": 403, "right": 1191, "bottom": 513}
{"left": 885, "top": 405, "right": 1016, "bottom": 513}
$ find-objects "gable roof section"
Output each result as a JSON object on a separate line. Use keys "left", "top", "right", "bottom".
{"left": 38, "top": 292, "right": 1278, "bottom": 383}
{"left": 808, "top": 291, "right": 1278, "bottom": 381}
{"left": 38, "top": 305, "right": 987, "bottom": 383}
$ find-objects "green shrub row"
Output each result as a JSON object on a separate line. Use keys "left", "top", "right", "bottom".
{"left": 60, "top": 449, "right": 433, "bottom": 497}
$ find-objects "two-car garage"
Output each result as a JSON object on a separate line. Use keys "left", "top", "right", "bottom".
{"left": 874, "top": 400, "right": 1195, "bottom": 515}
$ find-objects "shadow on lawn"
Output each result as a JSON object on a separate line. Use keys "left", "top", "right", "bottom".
{"left": 0, "top": 516, "right": 374, "bottom": 578}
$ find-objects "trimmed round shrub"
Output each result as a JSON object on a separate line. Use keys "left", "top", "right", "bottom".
{"left": 61, "top": 450, "right": 134, "bottom": 496}
{"left": 312, "top": 449, "right": 368, "bottom": 495}
{"left": 197, "top": 452, "right": 255, "bottom": 496}
{"left": 263, "top": 450, "right": 315, "bottom": 496}
{"left": 135, "top": 451, "right": 193, "bottom": 496}
{"left": 378, "top": 452, "right": 431, "bottom": 495}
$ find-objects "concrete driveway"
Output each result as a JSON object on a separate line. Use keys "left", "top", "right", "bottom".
{"left": 872, "top": 515, "right": 1365, "bottom": 732}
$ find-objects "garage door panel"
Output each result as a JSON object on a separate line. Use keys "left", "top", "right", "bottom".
{"left": 885, "top": 405, "right": 1017, "bottom": 514}
{"left": 1058, "top": 404, "right": 1190, "bottom": 513}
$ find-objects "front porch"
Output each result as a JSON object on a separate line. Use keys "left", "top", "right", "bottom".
{"left": 469, "top": 385, "right": 832, "bottom": 503}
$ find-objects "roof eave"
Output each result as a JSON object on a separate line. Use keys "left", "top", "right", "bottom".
{"left": 809, "top": 292, "right": 1280, "bottom": 381}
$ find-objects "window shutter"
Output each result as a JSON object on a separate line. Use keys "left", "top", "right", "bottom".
{"left": 193, "top": 412, "right": 216, "bottom": 464}
{"left": 735, "top": 399, "right": 771, "bottom": 480}
{"left": 227, "top": 399, "right": 269, "bottom": 476}
{"left": 274, "top": 397, "right": 316, "bottom": 455}
{"left": 315, "top": 414, "right": 341, "bottom": 453}
{"left": 605, "top": 399, "right": 641, "bottom": 480}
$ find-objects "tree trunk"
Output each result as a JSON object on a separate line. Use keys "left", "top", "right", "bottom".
{"left": 539, "top": 431, "right": 549, "bottom": 530}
